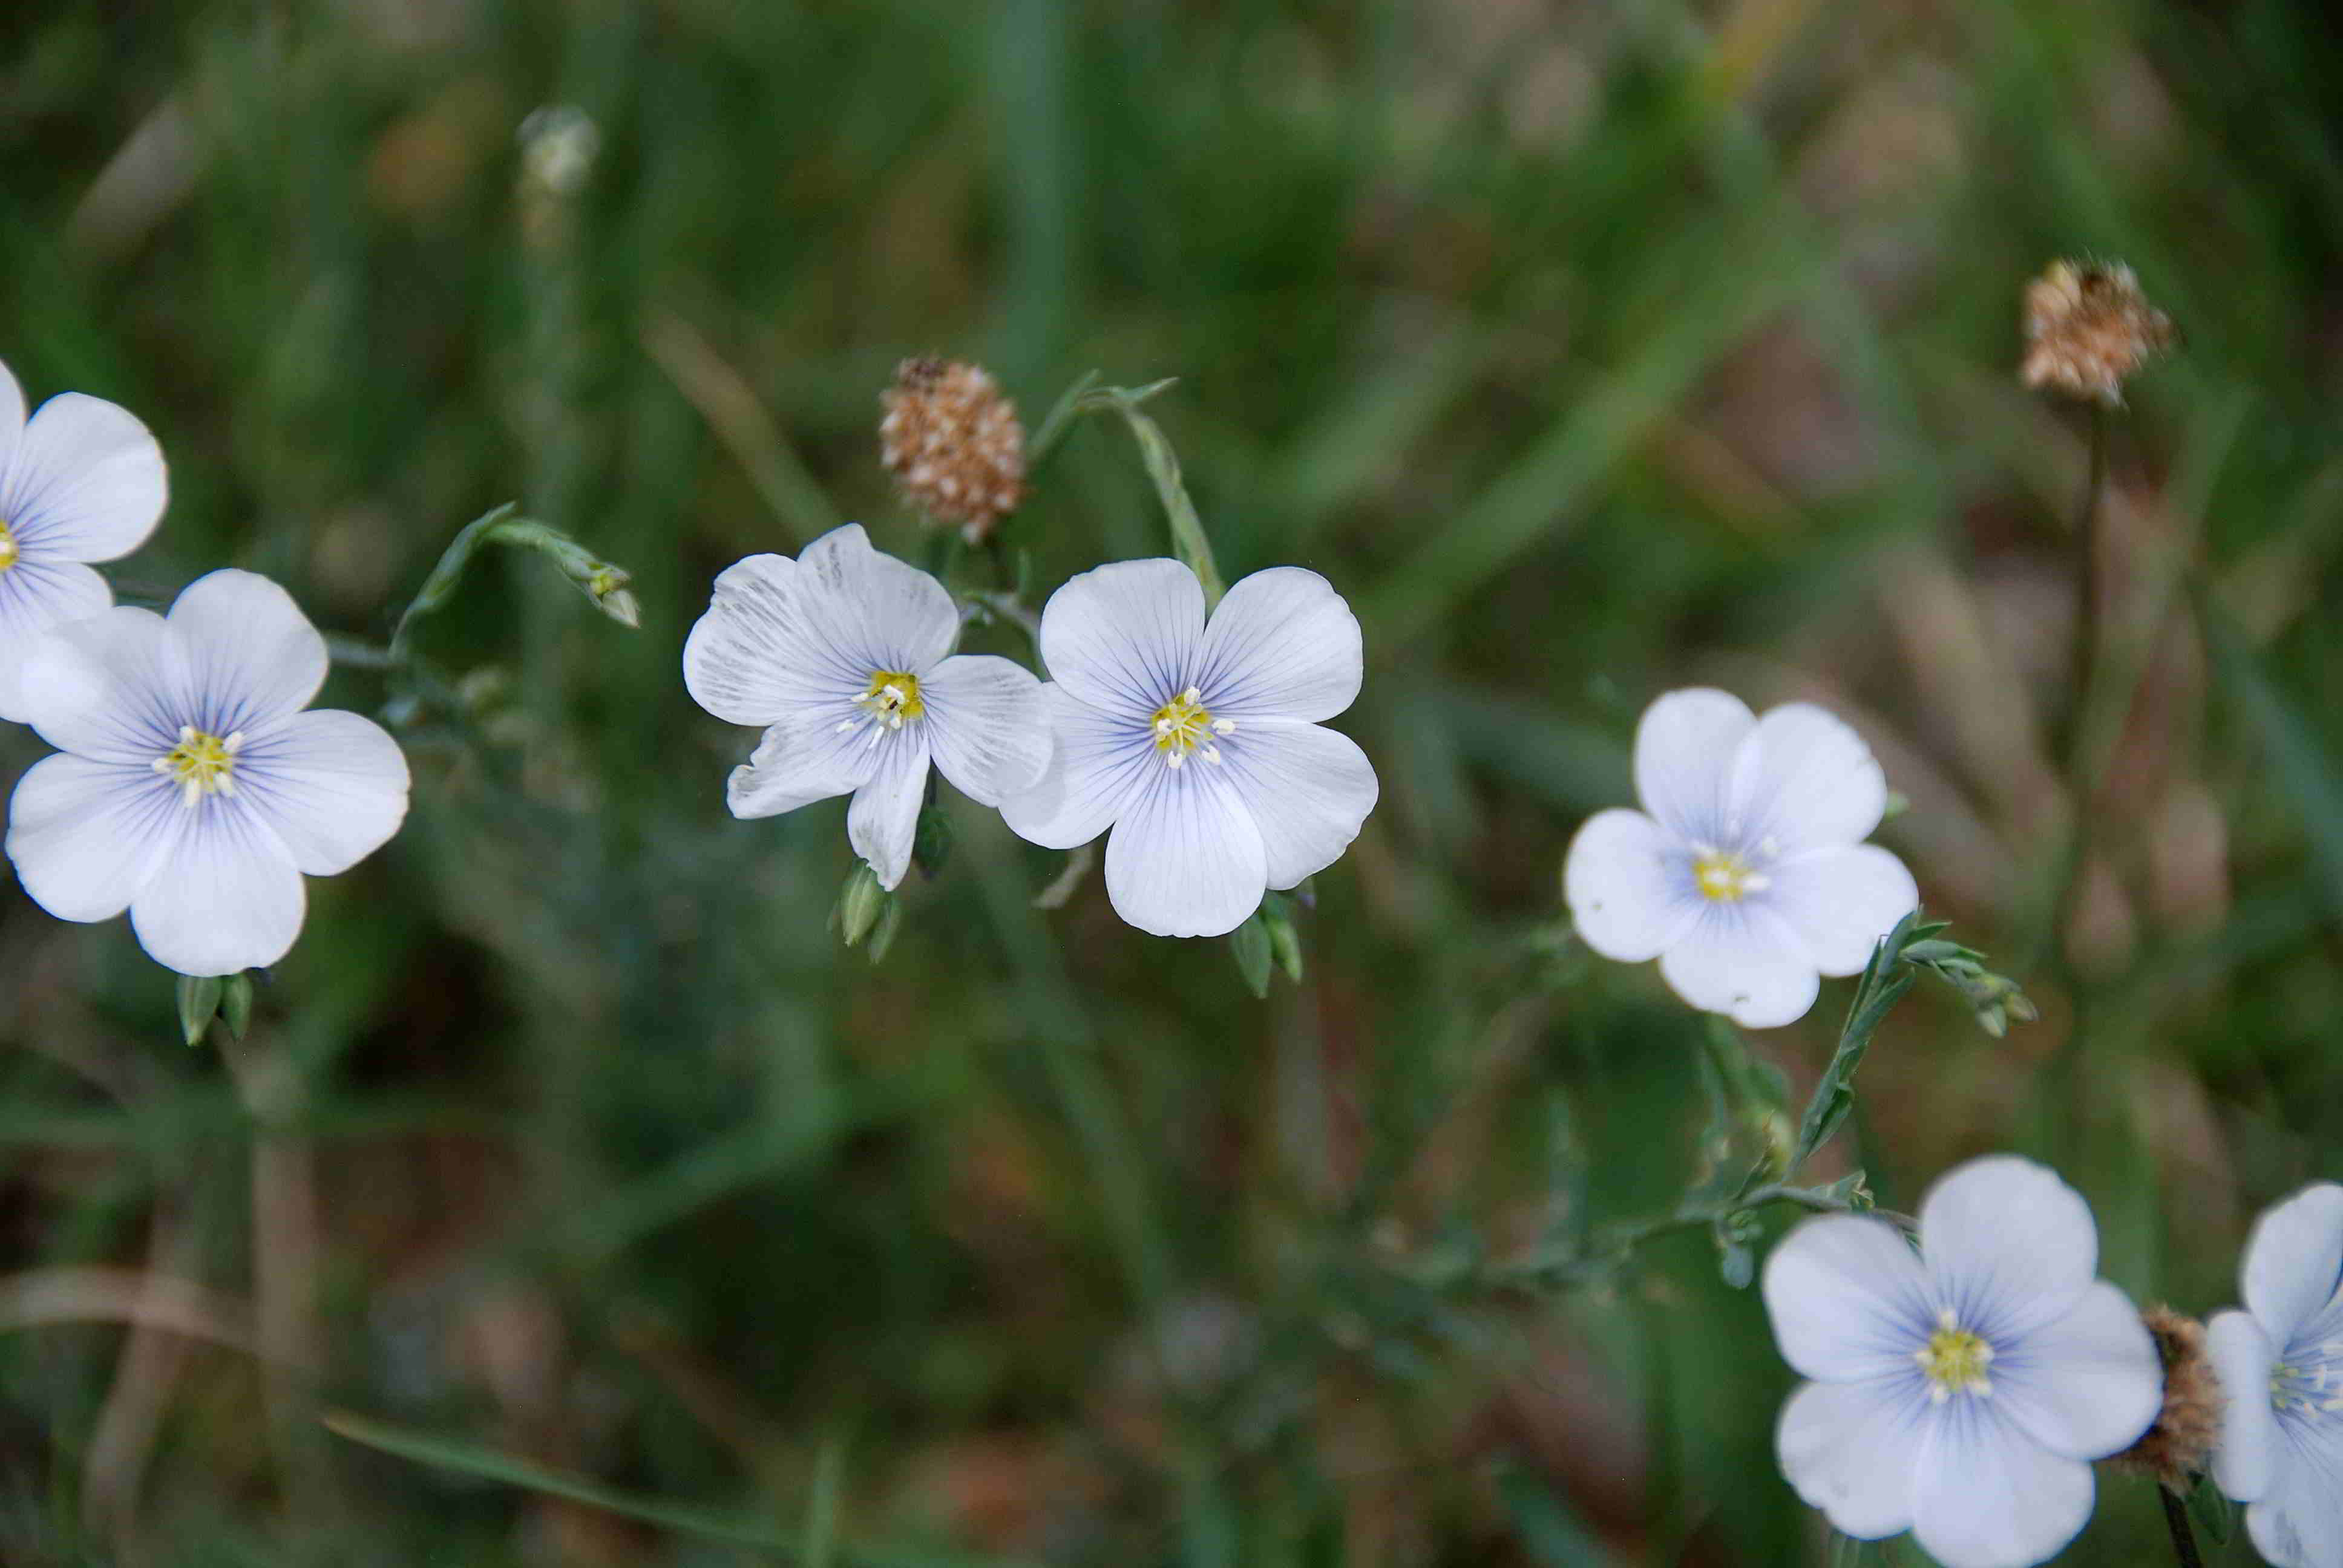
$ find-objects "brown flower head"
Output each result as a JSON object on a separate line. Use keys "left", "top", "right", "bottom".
{"left": 880, "top": 358, "right": 1026, "bottom": 543}
{"left": 2111, "top": 1305, "right": 2224, "bottom": 1492}
{"left": 2021, "top": 259, "right": 2175, "bottom": 405}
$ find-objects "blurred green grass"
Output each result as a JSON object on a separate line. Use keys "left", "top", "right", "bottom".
{"left": 2, "top": 0, "right": 2340, "bottom": 1563}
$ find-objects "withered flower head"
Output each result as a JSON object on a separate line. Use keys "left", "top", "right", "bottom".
{"left": 880, "top": 358, "right": 1026, "bottom": 544}
{"left": 2021, "top": 259, "right": 2175, "bottom": 405}
{"left": 2111, "top": 1305, "right": 2224, "bottom": 1493}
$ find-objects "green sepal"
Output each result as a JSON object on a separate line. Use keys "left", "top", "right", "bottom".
{"left": 220, "top": 973, "right": 255, "bottom": 1039}
{"left": 175, "top": 974, "right": 224, "bottom": 1047}
{"left": 913, "top": 804, "right": 954, "bottom": 881}
{"left": 2187, "top": 1472, "right": 2233, "bottom": 1544}
{"left": 1230, "top": 912, "right": 1273, "bottom": 999}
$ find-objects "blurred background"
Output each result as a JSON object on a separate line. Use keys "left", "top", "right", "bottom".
{"left": 2, "top": 0, "right": 2339, "bottom": 1563}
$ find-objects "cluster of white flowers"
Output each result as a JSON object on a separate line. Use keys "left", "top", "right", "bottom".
{"left": 0, "top": 359, "right": 409, "bottom": 977}
{"left": 1764, "top": 1157, "right": 2343, "bottom": 1568}
{"left": 684, "top": 527, "right": 1377, "bottom": 939}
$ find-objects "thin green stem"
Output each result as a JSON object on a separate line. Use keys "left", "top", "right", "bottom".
{"left": 2160, "top": 1487, "right": 2205, "bottom": 1568}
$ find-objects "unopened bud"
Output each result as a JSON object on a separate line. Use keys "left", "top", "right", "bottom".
{"left": 836, "top": 864, "right": 889, "bottom": 949}
{"left": 879, "top": 358, "right": 1026, "bottom": 544}
{"left": 2021, "top": 259, "right": 2175, "bottom": 406}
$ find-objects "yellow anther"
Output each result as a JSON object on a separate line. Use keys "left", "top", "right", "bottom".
{"left": 1915, "top": 1311, "right": 1994, "bottom": 1402}
{"left": 1691, "top": 846, "right": 1769, "bottom": 902}
{"left": 152, "top": 725, "right": 243, "bottom": 808}
{"left": 1151, "top": 686, "right": 1227, "bottom": 769}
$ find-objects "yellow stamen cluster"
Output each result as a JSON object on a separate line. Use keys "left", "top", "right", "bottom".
{"left": 854, "top": 671, "right": 923, "bottom": 730}
{"left": 1691, "top": 846, "right": 1768, "bottom": 902}
{"left": 1916, "top": 1310, "right": 1994, "bottom": 1403}
{"left": 1150, "top": 687, "right": 1234, "bottom": 770}
{"left": 153, "top": 725, "right": 244, "bottom": 808}
{"left": 0, "top": 517, "right": 18, "bottom": 572}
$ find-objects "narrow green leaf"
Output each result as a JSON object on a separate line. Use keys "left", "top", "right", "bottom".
{"left": 1789, "top": 912, "right": 1925, "bottom": 1172}
{"left": 1076, "top": 385, "right": 1225, "bottom": 606}
{"left": 2187, "top": 1471, "right": 2233, "bottom": 1544}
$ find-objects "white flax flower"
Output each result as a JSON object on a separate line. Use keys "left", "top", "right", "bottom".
{"left": 682, "top": 523, "right": 1050, "bottom": 889}
{"left": 1564, "top": 687, "right": 1918, "bottom": 1027}
{"left": 0, "top": 359, "right": 168, "bottom": 722}
{"left": 2207, "top": 1181, "right": 2343, "bottom": 1567}
{"left": 1763, "top": 1156, "right": 2162, "bottom": 1568}
{"left": 5, "top": 570, "right": 411, "bottom": 977}
{"left": 999, "top": 559, "right": 1377, "bottom": 939}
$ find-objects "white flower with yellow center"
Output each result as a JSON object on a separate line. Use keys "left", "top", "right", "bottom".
{"left": 999, "top": 559, "right": 1377, "bottom": 939}
{"left": 2206, "top": 1182, "right": 2343, "bottom": 1568}
{"left": 681, "top": 523, "right": 1051, "bottom": 889}
{"left": 1763, "top": 1157, "right": 2162, "bottom": 1568}
{"left": 1564, "top": 687, "right": 1918, "bottom": 1028}
{"left": 0, "top": 359, "right": 168, "bottom": 724}
{"left": 4, "top": 570, "right": 411, "bottom": 977}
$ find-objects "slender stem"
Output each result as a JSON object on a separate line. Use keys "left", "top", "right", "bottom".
{"left": 2055, "top": 404, "right": 2109, "bottom": 926}
{"left": 1489, "top": 1183, "right": 1914, "bottom": 1285}
{"left": 2159, "top": 1486, "right": 2205, "bottom": 1568}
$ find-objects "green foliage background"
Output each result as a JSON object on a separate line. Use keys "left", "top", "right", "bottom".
{"left": 2, "top": 1, "right": 2339, "bottom": 1563}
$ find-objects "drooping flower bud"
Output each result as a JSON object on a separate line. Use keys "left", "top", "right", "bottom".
{"left": 2020, "top": 259, "right": 2175, "bottom": 405}
{"left": 879, "top": 358, "right": 1026, "bottom": 543}
{"left": 2111, "top": 1305, "right": 2224, "bottom": 1493}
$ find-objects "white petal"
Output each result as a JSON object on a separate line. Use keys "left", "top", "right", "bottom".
{"left": 1912, "top": 1406, "right": 2094, "bottom": 1568}
{"left": 1213, "top": 718, "right": 1377, "bottom": 890}
{"left": 1656, "top": 904, "right": 1819, "bottom": 1028}
{"left": 1038, "top": 559, "right": 1205, "bottom": 722}
{"left": 1190, "top": 567, "right": 1363, "bottom": 723}
{"left": 0, "top": 559, "right": 114, "bottom": 724}
{"left": 2246, "top": 1440, "right": 2343, "bottom": 1568}
{"left": 1919, "top": 1157, "right": 2098, "bottom": 1342}
{"left": 1762, "top": 1213, "right": 1936, "bottom": 1383}
{"left": 14, "top": 604, "right": 179, "bottom": 763}
{"left": 1103, "top": 765, "right": 1268, "bottom": 938}
{"left": 999, "top": 683, "right": 1156, "bottom": 851}
{"left": 233, "top": 709, "right": 411, "bottom": 875}
{"left": 2207, "top": 1309, "right": 2276, "bottom": 1503}
{"left": 2242, "top": 1182, "right": 2343, "bottom": 1352}
{"left": 794, "top": 524, "right": 959, "bottom": 676}
{"left": 683, "top": 552, "right": 865, "bottom": 726}
{"left": 129, "top": 804, "right": 306, "bottom": 976}
{"left": 1990, "top": 1280, "right": 2161, "bottom": 1460}
{"left": 1725, "top": 702, "right": 1889, "bottom": 852}
{"left": 922, "top": 653, "right": 1051, "bottom": 806}
{"left": 725, "top": 706, "right": 880, "bottom": 820}
{"left": 1775, "top": 1377, "right": 1927, "bottom": 1540}
{"left": 1564, "top": 808, "right": 1699, "bottom": 963}
{"left": 165, "top": 570, "right": 327, "bottom": 736}
{"left": 2, "top": 392, "right": 168, "bottom": 563}
{"left": 1762, "top": 843, "right": 1921, "bottom": 977}
{"left": 1633, "top": 687, "right": 1755, "bottom": 843}
{"left": 847, "top": 730, "right": 929, "bottom": 891}
{"left": 5, "top": 754, "right": 179, "bottom": 921}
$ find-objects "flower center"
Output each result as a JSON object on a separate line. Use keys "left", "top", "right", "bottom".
{"left": 2270, "top": 1338, "right": 2343, "bottom": 1419}
{"left": 0, "top": 517, "right": 18, "bottom": 573}
{"left": 855, "top": 670, "right": 923, "bottom": 728}
{"left": 1691, "top": 845, "right": 1769, "bottom": 902}
{"left": 1150, "top": 685, "right": 1234, "bottom": 771}
{"left": 1915, "top": 1310, "right": 1994, "bottom": 1403}
{"left": 152, "top": 725, "right": 244, "bottom": 808}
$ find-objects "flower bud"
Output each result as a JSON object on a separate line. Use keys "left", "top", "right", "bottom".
{"left": 2112, "top": 1305, "right": 2224, "bottom": 1492}
{"left": 2020, "top": 259, "right": 2175, "bottom": 405}
{"left": 879, "top": 358, "right": 1026, "bottom": 543}
{"left": 835, "top": 863, "right": 890, "bottom": 949}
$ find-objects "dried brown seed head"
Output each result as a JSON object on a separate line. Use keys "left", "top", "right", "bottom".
{"left": 2021, "top": 259, "right": 2175, "bottom": 405}
{"left": 2111, "top": 1305, "right": 2224, "bottom": 1493}
{"left": 879, "top": 358, "right": 1027, "bottom": 544}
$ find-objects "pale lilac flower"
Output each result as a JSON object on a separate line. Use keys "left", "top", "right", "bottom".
{"left": 2207, "top": 1182, "right": 2343, "bottom": 1567}
{"left": 1763, "top": 1155, "right": 2161, "bottom": 1568}
{"left": 1564, "top": 687, "right": 1918, "bottom": 1028}
{"left": 5, "top": 570, "right": 410, "bottom": 977}
{"left": 0, "top": 359, "right": 168, "bottom": 722}
{"left": 999, "top": 560, "right": 1376, "bottom": 939}
{"left": 682, "top": 523, "right": 1050, "bottom": 890}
